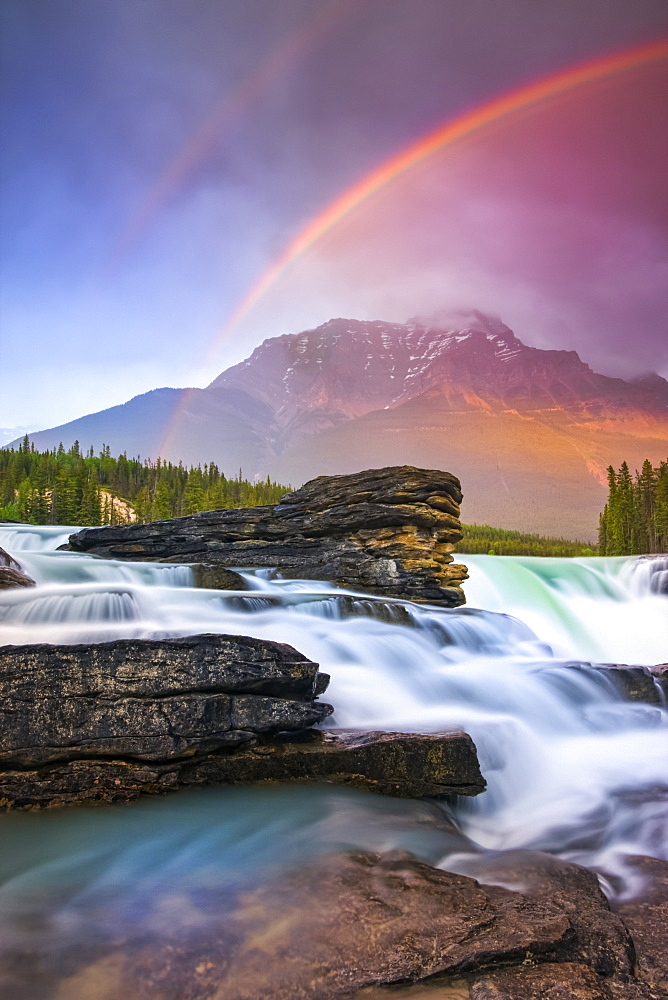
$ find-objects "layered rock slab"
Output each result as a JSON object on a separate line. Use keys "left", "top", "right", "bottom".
{"left": 0, "top": 633, "right": 328, "bottom": 807}
{"left": 66, "top": 465, "right": 469, "bottom": 607}
{"left": 0, "top": 633, "right": 485, "bottom": 808}
{"left": 178, "top": 728, "right": 485, "bottom": 798}
{"left": 0, "top": 729, "right": 485, "bottom": 810}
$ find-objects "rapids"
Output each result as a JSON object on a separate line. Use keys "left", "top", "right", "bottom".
{"left": 0, "top": 522, "right": 666, "bottom": 986}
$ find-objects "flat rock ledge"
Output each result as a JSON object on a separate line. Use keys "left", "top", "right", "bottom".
{"left": 0, "top": 634, "right": 484, "bottom": 809}
{"left": 65, "top": 465, "right": 469, "bottom": 607}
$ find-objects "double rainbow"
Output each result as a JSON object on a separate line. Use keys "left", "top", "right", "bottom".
{"left": 159, "top": 36, "right": 667, "bottom": 460}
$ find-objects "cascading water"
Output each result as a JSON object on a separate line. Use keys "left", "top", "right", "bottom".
{"left": 0, "top": 523, "right": 666, "bottom": 993}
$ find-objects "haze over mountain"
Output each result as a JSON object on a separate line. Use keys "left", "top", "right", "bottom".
{"left": 12, "top": 313, "right": 668, "bottom": 539}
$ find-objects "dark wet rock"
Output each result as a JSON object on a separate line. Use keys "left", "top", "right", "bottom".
{"left": 65, "top": 466, "right": 469, "bottom": 607}
{"left": 0, "top": 633, "right": 333, "bottom": 808}
{"left": 593, "top": 665, "right": 664, "bottom": 706}
{"left": 647, "top": 664, "right": 668, "bottom": 700}
{"left": 0, "top": 729, "right": 485, "bottom": 810}
{"left": 445, "top": 850, "right": 635, "bottom": 979}
{"left": 190, "top": 563, "right": 248, "bottom": 590}
{"left": 613, "top": 856, "right": 668, "bottom": 993}
{"left": 179, "top": 728, "right": 486, "bottom": 798}
{"left": 566, "top": 662, "right": 666, "bottom": 705}
{"left": 0, "top": 546, "right": 35, "bottom": 589}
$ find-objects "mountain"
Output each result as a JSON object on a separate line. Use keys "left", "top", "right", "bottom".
{"left": 11, "top": 313, "right": 668, "bottom": 539}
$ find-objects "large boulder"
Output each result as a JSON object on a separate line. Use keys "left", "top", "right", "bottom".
{"left": 0, "top": 635, "right": 485, "bottom": 809}
{"left": 0, "top": 633, "right": 329, "bottom": 808}
{"left": 65, "top": 466, "right": 469, "bottom": 607}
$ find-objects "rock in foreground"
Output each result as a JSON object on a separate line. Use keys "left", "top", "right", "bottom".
{"left": 0, "top": 729, "right": 485, "bottom": 810}
{"left": 24, "top": 849, "right": 655, "bottom": 1000}
{"left": 66, "top": 465, "right": 469, "bottom": 607}
{"left": 0, "top": 633, "right": 329, "bottom": 808}
{"left": 0, "top": 634, "right": 484, "bottom": 808}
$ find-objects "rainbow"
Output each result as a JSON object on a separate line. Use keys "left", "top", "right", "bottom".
{"left": 207, "top": 36, "right": 668, "bottom": 360}
{"left": 158, "top": 36, "right": 667, "bottom": 461}
{"left": 107, "top": 0, "right": 355, "bottom": 266}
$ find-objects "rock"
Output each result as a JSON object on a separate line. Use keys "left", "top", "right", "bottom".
{"left": 0, "top": 634, "right": 487, "bottom": 808}
{"left": 190, "top": 563, "right": 249, "bottom": 590}
{"left": 0, "top": 545, "right": 35, "bottom": 589}
{"left": 446, "top": 850, "right": 635, "bottom": 979}
{"left": 0, "top": 633, "right": 332, "bottom": 807}
{"left": 613, "top": 856, "right": 668, "bottom": 993}
{"left": 565, "top": 662, "right": 666, "bottom": 705}
{"left": 42, "top": 850, "right": 577, "bottom": 1000}
{"left": 647, "top": 664, "right": 668, "bottom": 701}
{"left": 36, "top": 851, "right": 658, "bottom": 1000}
{"left": 0, "top": 728, "right": 485, "bottom": 810}
{"left": 178, "top": 728, "right": 486, "bottom": 798}
{"left": 469, "top": 962, "right": 614, "bottom": 999}
{"left": 0, "top": 565, "right": 36, "bottom": 589}
{"left": 593, "top": 665, "right": 664, "bottom": 706}
{"left": 65, "top": 466, "right": 469, "bottom": 607}
{"left": 7, "top": 848, "right": 664, "bottom": 999}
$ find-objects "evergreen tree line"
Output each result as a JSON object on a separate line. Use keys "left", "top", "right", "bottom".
{"left": 0, "top": 438, "right": 290, "bottom": 526}
{"left": 458, "top": 523, "right": 595, "bottom": 557}
{"left": 598, "top": 458, "right": 668, "bottom": 555}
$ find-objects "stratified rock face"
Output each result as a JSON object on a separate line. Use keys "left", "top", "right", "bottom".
{"left": 0, "top": 729, "right": 486, "bottom": 810}
{"left": 179, "top": 728, "right": 485, "bottom": 798}
{"left": 0, "top": 546, "right": 35, "bottom": 590}
{"left": 0, "top": 634, "right": 487, "bottom": 809}
{"left": 0, "top": 633, "right": 332, "bottom": 808}
{"left": 66, "top": 465, "right": 468, "bottom": 607}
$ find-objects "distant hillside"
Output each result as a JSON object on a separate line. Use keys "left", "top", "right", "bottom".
{"left": 458, "top": 524, "right": 595, "bottom": 557}
{"left": 10, "top": 312, "right": 668, "bottom": 539}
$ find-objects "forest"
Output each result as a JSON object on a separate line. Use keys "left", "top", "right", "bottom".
{"left": 598, "top": 458, "right": 668, "bottom": 555}
{"left": 0, "top": 439, "right": 288, "bottom": 525}
{"left": 456, "top": 524, "right": 595, "bottom": 557}
{"left": 2, "top": 442, "right": 667, "bottom": 556}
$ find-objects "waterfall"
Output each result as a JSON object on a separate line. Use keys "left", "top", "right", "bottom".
{"left": 0, "top": 523, "right": 666, "bottom": 974}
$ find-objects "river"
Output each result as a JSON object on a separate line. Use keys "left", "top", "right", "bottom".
{"left": 0, "top": 523, "right": 666, "bottom": 995}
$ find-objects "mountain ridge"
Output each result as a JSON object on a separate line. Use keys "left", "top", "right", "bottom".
{"left": 9, "top": 314, "right": 668, "bottom": 538}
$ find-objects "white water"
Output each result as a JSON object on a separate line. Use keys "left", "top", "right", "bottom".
{"left": 0, "top": 523, "right": 666, "bottom": 985}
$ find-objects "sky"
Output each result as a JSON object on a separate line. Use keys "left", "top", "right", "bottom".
{"left": 1, "top": 0, "right": 667, "bottom": 430}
